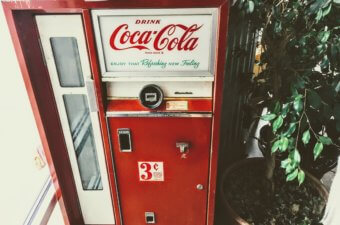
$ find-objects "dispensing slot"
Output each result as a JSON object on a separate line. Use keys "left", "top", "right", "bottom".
{"left": 145, "top": 212, "right": 155, "bottom": 224}
{"left": 118, "top": 128, "right": 132, "bottom": 152}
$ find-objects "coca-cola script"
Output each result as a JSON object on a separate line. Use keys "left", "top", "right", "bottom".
{"left": 109, "top": 24, "right": 203, "bottom": 51}
{"left": 95, "top": 13, "right": 214, "bottom": 73}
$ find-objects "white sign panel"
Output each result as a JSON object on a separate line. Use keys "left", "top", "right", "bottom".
{"left": 138, "top": 161, "right": 164, "bottom": 181}
{"left": 92, "top": 9, "right": 218, "bottom": 77}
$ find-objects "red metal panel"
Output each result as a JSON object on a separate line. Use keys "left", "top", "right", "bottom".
{"left": 109, "top": 117, "right": 212, "bottom": 225}
{"left": 107, "top": 99, "right": 212, "bottom": 112}
{"left": 2, "top": 0, "right": 226, "bottom": 10}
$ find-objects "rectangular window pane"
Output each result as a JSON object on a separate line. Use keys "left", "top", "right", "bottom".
{"left": 50, "top": 37, "right": 84, "bottom": 87}
{"left": 63, "top": 95, "right": 102, "bottom": 190}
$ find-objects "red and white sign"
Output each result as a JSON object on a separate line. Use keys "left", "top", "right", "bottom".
{"left": 138, "top": 161, "right": 164, "bottom": 181}
{"left": 93, "top": 9, "right": 217, "bottom": 75}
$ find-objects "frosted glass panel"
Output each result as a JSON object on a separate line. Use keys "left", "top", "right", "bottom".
{"left": 63, "top": 94, "right": 102, "bottom": 190}
{"left": 50, "top": 37, "right": 84, "bottom": 87}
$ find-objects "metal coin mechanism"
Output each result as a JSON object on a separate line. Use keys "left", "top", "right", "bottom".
{"left": 139, "top": 84, "right": 164, "bottom": 109}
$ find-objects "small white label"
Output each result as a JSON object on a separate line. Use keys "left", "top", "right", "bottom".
{"left": 138, "top": 162, "right": 164, "bottom": 181}
{"left": 166, "top": 101, "right": 188, "bottom": 110}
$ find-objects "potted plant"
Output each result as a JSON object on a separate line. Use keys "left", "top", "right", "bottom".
{"left": 222, "top": 0, "right": 340, "bottom": 224}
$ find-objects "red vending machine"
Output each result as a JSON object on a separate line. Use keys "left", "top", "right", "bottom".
{"left": 2, "top": 1, "right": 229, "bottom": 225}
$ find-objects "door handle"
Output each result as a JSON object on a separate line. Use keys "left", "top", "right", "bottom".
{"left": 176, "top": 142, "right": 190, "bottom": 153}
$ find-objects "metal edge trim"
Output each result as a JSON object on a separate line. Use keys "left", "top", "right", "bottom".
{"left": 106, "top": 112, "right": 212, "bottom": 117}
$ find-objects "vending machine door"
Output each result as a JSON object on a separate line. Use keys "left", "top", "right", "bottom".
{"left": 108, "top": 116, "right": 212, "bottom": 225}
{"left": 36, "top": 15, "right": 114, "bottom": 224}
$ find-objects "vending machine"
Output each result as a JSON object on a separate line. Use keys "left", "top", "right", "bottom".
{"left": 2, "top": 0, "right": 229, "bottom": 224}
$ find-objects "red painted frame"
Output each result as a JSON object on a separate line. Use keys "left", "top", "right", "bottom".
{"left": 1, "top": 1, "right": 229, "bottom": 224}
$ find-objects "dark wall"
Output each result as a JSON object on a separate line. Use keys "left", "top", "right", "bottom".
{"left": 215, "top": 7, "right": 256, "bottom": 225}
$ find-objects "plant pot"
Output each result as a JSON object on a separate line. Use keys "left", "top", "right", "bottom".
{"left": 221, "top": 158, "right": 329, "bottom": 225}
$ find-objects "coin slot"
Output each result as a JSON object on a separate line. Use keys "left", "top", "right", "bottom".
{"left": 118, "top": 129, "right": 132, "bottom": 152}
{"left": 145, "top": 93, "right": 157, "bottom": 102}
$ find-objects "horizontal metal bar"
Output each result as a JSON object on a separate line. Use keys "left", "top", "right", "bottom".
{"left": 102, "top": 75, "right": 214, "bottom": 82}
{"left": 106, "top": 111, "right": 212, "bottom": 118}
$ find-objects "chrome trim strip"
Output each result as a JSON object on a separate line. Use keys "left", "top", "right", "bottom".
{"left": 106, "top": 111, "right": 212, "bottom": 118}
{"left": 86, "top": 80, "right": 99, "bottom": 112}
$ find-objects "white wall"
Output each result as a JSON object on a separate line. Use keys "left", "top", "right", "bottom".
{"left": 0, "top": 4, "right": 50, "bottom": 225}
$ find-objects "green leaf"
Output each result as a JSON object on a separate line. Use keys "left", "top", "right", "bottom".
{"left": 298, "top": 170, "right": 306, "bottom": 185}
{"left": 313, "top": 142, "right": 324, "bottom": 160}
{"left": 280, "top": 137, "right": 289, "bottom": 152}
{"left": 307, "top": 90, "right": 322, "bottom": 109}
{"left": 271, "top": 139, "right": 280, "bottom": 153}
{"left": 322, "top": 3, "right": 332, "bottom": 17}
{"left": 320, "top": 56, "right": 330, "bottom": 69}
{"left": 291, "top": 87, "right": 299, "bottom": 97}
{"left": 281, "top": 158, "right": 291, "bottom": 169}
{"left": 286, "top": 169, "right": 299, "bottom": 181}
{"left": 286, "top": 164, "right": 295, "bottom": 174}
{"left": 293, "top": 95, "right": 303, "bottom": 112}
{"left": 316, "top": 44, "right": 326, "bottom": 55}
{"left": 292, "top": 149, "right": 301, "bottom": 164}
{"left": 247, "top": 0, "right": 255, "bottom": 13}
{"left": 288, "top": 137, "right": 296, "bottom": 150}
{"left": 295, "top": 76, "right": 306, "bottom": 89}
{"left": 272, "top": 116, "right": 284, "bottom": 133}
{"left": 274, "top": 21, "right": 282, "bottom": 34}
{"left": 281, "top": 103, "right": 290, "bottom": 117}
{"left": 261, "top": 113, "right": 277, "bottom": 121}
{"left": 299, "top": 37, "right": 307, "bottom": 46}
{"left": 335, "top": 81, "right": 340, "bottom": 93}
{"left": 302, "top": 130, "right": 311, "bottom": 145}
{"left": 318, "top": 30, "right": 331, "bottom": 43}
{"left": 308, "top": 0, "right": 331, "bottom": 14}
{"left": 319, "top": 136, "right": 332, "bottom": 145}
{"left": 273, "top": 101, "right": 281, "bottom": 114}
{"left": 316, "top": 9, "right": 323, "bottom": 22}
{"left": 283, "top": 123, "right": 297, "bottom": 137}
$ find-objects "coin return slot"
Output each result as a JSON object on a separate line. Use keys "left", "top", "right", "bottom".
{"left": 118, "top": 128, "right": 132, "bottom": 152}
{"left": 145, "top": 212, "right": 155, "bottom": 224}
{"left": 145, "top": 93, "right": 157, "bottom": 102}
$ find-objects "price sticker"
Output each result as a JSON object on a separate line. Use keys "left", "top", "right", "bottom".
{"left": 138, "top": 162, "right": 164, "bottom": 181}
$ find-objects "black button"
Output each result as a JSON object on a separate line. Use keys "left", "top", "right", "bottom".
{"left": 139, "top": 84, "right": 164, "bottom": 109}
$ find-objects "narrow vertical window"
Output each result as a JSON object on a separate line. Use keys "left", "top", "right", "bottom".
{"left": 63, "top": 94, "right": 102, "bottom": 190}
{"left": 50, "top": 37, "right": 84, "bottom": 87}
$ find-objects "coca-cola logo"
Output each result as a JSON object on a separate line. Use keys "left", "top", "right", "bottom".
{"left": 109, "top": 23, "right": 203, "bottom": 51}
